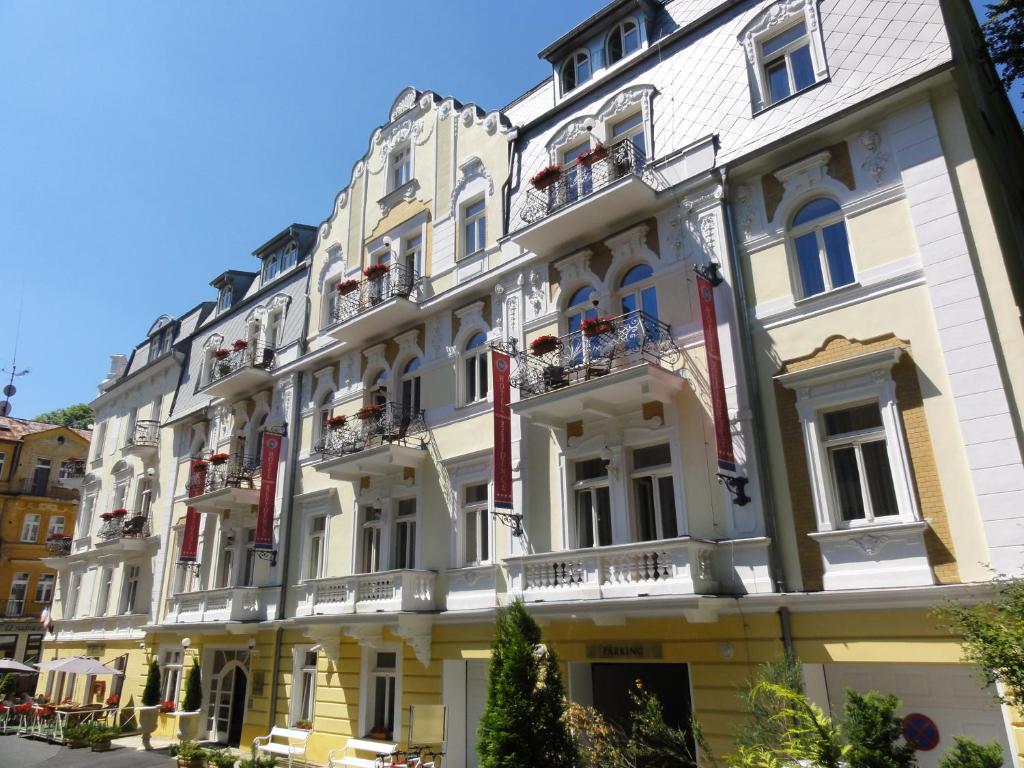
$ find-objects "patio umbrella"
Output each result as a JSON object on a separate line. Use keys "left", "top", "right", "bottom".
{"left": 0, "top": 658, "right": 36, "bottom": 673}
{"left": 35, "top": 657, "right": 123, "bottom": 675}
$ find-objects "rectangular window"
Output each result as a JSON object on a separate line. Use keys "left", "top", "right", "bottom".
{"left": 34, "top": 574, "right": 55, "bottom": 604}
{"left": 7, "top": 573, "right": 28, "bottom": 617}
{"left": 631, "top": 443, "right": 678, "bottom": 542}
{"left": 463, "top": 199, "right": 486, "bottom": 257}
{"left": 23, "top": 634, "right": 43, "bottom": 664}
{"left": 21, "top": 513, "right": 41, "bottom": 543}
{"left": 31, "top": 458, "right": 52, "bottom": 496}
{"left": 361, "top": 508, "right": 383, "bottom": 573}
{"left": 95, "top": 566, "right": 114, "bottom": 616}
{"left": 391, "top": 146, "right": 411, "bottom": 190}
{"left": 402, "top": 235, "right": 421, "bottom": 278}
{"left": 367, "top": 651, "right": 398, "bottom": 740}
{"left": 463, "top": 484, "right": 490, "bottom": 565}
{"left": 464, "top": 350, "right": 489, "bottom": 404}
{"left": 294, "top": 648, "right": 317, "bottom": 723}
{"left": 761, "top": 22, "right": 815, "bottom": 104}
{"left": 393, "top": 498, "right": 417, "bottom": 569}
{"left": 243, "top": 529, "right": 257, "bottom": 587}
{"left": 611, "top": 112, "right": 646, "bottom": 157}
{"left": 573, "top": 458, "right": 612, "bottom": 548}
{"left": 161, "top": 649, "right": 183, "bottom": 703}
{"left": 307, "top": 516, "right": 326, "bottom": 581}
{"left": 66, "top": 572, "right": 81, "bottom": 617}
{"left": 822, "top": 403, "right": 899, "bottom": 523}
{"left": 120, "top": 566, "right": 140, "bottom": 614}
{"left": 0, "top": 452, "right": 6, "bottom": 480}
{"left": 48, "top": 516, "right": 66, "bottom": 536}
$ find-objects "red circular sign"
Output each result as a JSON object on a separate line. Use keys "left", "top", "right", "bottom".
{"left": 902, "top": 713, "right": 940, "bottom": 751}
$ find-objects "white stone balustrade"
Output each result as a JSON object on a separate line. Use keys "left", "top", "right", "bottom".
{"left": 299, "top": 569, "right": 437, "bottom": 616}
{"left": 164, "top": 586, "right": 270, "bottom": 623}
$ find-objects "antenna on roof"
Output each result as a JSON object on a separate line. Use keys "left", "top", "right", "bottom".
{"left": 0, "top": 286, "right": 30, "bottom": 417}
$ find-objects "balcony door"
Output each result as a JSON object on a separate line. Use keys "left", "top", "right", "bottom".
{"left": 7, "top": 573, "right": 28, "bottom": 617}
{"left": 31, "top": 459, "right": 51, "bottom": 496}
{"left": 206, "top": 650, "right": 249, "bottom": 746}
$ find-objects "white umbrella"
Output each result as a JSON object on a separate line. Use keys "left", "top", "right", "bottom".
{"left": 0, "top": 658, "right": 36, "bottom": 673}
{"left": 35, "top": 656, "right": 123, "bottom": 676}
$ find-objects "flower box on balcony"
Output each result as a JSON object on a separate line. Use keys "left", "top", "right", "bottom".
{"left": 212, "top": 349, "right": 231, "bottom": 361}
{"left": 335, "top": 279, "right": 359, "bottom": 295}
{"left": 581, "top": 316, "right": 615, "bottom": 337}
{"left": 576, "top": 144, "right": 608, "bottom": 166}
{"left": 110, "top": 509, "right": 129, "bottom": 518}
{"left": 231, "top": 339, "right": 248, "bottom": 351}
{"left": 208, "top": 453, "right": 230, "bottom": 465}
{"left": 363, "top": 263, "right": 390, "bottom": 280}
{"left": 529, "top": 335, "right": 560, "bottom": 356}
{"left": 356, "top": 404, "right": 383, "bottom": 421}
{"left": 99, "top": 512, "right": 114, "bottom": 521}
{"left": 530, "top": 165, "right": 562, "bottom": 190}
{"left": 326, "top": 415, "right": 347, "bottom": 429}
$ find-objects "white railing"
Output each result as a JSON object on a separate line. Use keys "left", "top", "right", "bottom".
{"left": 164, "top": 586, "right": 266, "bottom": 623}
{"left": 299, "top": 569, "right": 437, "bottom": 615}
{"left": 505, "top": 538, "right": 717, "bottom": 603}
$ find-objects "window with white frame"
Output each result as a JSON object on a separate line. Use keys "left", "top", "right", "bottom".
{"left": 218, "top": 285, "right": 233, "bottom": 313}
{"left": 281, "top": 241, "right": 299, "bottom": 272}
{"left": 400, "top": 234, "right": 421, "bottom": 281}
{"left": 761, "top": 22, "right": 815, "bottom": 103}
{"left": 80, "top": 492, "right": 96, "bottom": 537}
{"left": 789, "top": 198, "right": 855, "bottom": 298}
{"left": 0, "top": 452, "right": 6, "bottom": 480}
{"left": 262, "top": 251, "right": 280, "bottom": 283}
{"left": 21, "top": 513, "right": 41, "bottom": 543}
{"left": 161, "top": 326, "right": 175, "bottom": 354}
{"left": 779, "top": 347, "right": 919, "bottom": 533}
{"left": 65, "top": 572, "right": 81, "bottom": 617}
{"left": 462, "top": 332, "right": 489, "bottom": 405}
{"left": 740, "top": 2, "right": 828, "bottom": 111}
{"left": 401, "top": 358, "right": 422, "bottom": 413}
{"left": 607, "top": 19, "right": 640, "bottom": 64}
{"left": 7, "top": 573, "right": 27, "bottom": 616}
{"left": 390, "top": 145, "right": 412, "bottom": 190}
{"left": 265, "top": 310, "right": 284, "bottom": 351}
{"left": 119, "top": 566, "right": 140, "bottom": 614}
{"left": 306, "top": 515, "right": 327, "bottom": 581}
{"left": 95, "top": 566, "right": 114, "bottom": 616}
{"left": 293, "top": 647, "right": 317, "bottom": 724}
{"left": 462, "top": 198, "right": 486, "bottom": 257}
{"left": 364, "top": 649, "right": 399, "bottom": 740}
{"left": 161, "top": 649, "right": 184, "bottom": 704}
{"left": 562, "top": 141, "right": 594, "bottom": 203}
{"left": 393, "top": 498, "right": 417, "bottom": 569}
{"left": 34, "top": 574, "right": 55, "bottom": 604}
{"left": 315, "top": 389, "right": 334, "bottom": 448}
{"left": 561, "top": 50, "right": 592, "bottom": 94}
{"left": 631, "top": 443, "right": 679, "bottom": 541}
{"left": 610, "top": 111, "right": 646, "bottom": 157}
{"left": 217, "top": 533, "right": 235, "bottom": 589}
{"left": 462, "top": 483, "right": 490, "bottom": 565}
{"left": 137, "top": 479, "right": 153, "bottom": 521}
{"left": 360, "top": 507, "right": 383, "bottom": 574}
{"left": 573, "top": 458, "right": 612, "bottom": 548}
{"left": 243, "top": 528, "right": 257, "bottom": 586}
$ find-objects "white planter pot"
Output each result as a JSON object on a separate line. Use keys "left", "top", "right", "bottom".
{"left": 137, "top": 705, "right": 160, "bottom": 750}
{"left": 176, "top": 710, "right": 203, "bottom": 741}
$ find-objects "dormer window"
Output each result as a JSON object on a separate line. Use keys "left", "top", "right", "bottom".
{"left": 762, "top": 22, "right": 815, "bottom": 103}
{"left": 161, "top": 327, "right": 174, "bottom": 354}
{"left": 607, "top": 19, "right": 640, "bottom": 64}
{"left": 391, "top": 146, "right": 412, "bottom": 191}
{"left": 561, "top": 51, "right": 591, "bottom": 94}
{"left": 280, "top": 242, "right": 299, "bottom": 272}
{"left": 218, "top": 285, "right": 233, "bottom": 312}
{"left": 262, "top": 251, "right": 280, "bottom": 283}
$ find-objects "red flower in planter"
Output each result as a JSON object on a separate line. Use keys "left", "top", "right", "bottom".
{"left": 212, "top": 348, "right": 231, "bottom": 360}
{"left": 231, "top": 339, "right": 249, "bottom": 351}
{"left": 293, "top": 720, "right": 313, "bottom": 730}
{"left": 529, "top": 335, "right": 560, "bottom": 356}
{"left": 208, "top": 452, "right": 230, "bottom": 465}
{"left": 105, "top": 694, "right": 120, "bottom": 706}
{"left": 110, "top": 508, "right": 128, "bottom": 517}
{"left": 14, "top": 703, "right": 33, "bottom": 715}
{"left": 580, "top": 316, "right": 615, "bottom": 337}
{"left": 326, "top": 415, "right": 347, "bottom": 429}
{"left": 356, "top": 404, "right": 383, "bottom": 421}
{"left": 363, "top": 263, "right": 390, "bottom": 280}
{"left": 335, "top": 279, "right": 359, "bottom": 295}
{"left": 158, "top": 700, "right": 175, "bottom": 713}
{"left": 576, "top": 144, "right": 609, "bottom": 166}
{"left": 99, "top": 512, "right": 114, "bottom": 521}
{"left": 530, "top": 164, "right": 563, "bottom": 190}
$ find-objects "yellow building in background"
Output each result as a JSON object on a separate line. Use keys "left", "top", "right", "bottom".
{"left": 0, "top": 416, "right": 89, "bottom": 692}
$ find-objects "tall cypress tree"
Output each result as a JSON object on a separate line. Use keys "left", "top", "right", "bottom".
{"left": 477, "top": 601, "right": 577, "bottom": 768}
{"left": 142, "top": 658, "right": 161, "bottom": 706}
{"left": 182, "top": 660, "right": 202, "bottom": 712}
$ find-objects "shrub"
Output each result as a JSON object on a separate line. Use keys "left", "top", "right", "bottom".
{"left": 736, "top": 654, "right": 805, "bottom": 754}
{"left": 183, "top": 660, "right": 202, "bottom": 712}
{"left": 88, "top": 724, "right": 119, "bottom": 744}
{"left": 843, "top": 690, "right": 917, "bottom": 768}
{"left": 939, "top": 736, "right": 1004, "bottom": 768}
{"left": 238, "top": 752, "right": 278, "bottom": 768}
{"left": 142, "top": 657, "right": 161, "bottom": 706}
{"left": 208, "top": 748, "right": 238, "bottom": 768}
{"left": 172, "top": 740, "right": 208, "bottom": 760}
{"left": 626, "top": 683, "right": 702, "bottom": 768}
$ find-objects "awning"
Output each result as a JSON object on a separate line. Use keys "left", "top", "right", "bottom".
{"left": 0, "top": 658, "right": 37, "bottom": 673}
{"left": 36, "top": 656, "right": 124, "bottom": 675}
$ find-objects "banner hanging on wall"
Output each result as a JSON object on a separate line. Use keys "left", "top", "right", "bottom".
{"left": 255, "top": 432, "right": 282, "bottom": 550}
{"left": 696, "top": 273, "right": 736, "bottom": 473}
{"left": 178, "top": 459, "right": 206, "bottom": 563}
{"left": 492, "top": 350, "right": 513, "bottom": 510}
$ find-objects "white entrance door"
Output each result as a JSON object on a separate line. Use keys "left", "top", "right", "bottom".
{"left": 206, "top": 650, "right": 249, "bottom": 744}
{"left": 823, "top": 663, "right": 1011, "bottom": 768}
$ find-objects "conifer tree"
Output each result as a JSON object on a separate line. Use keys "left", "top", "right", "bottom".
{"left": 142, "top": 657, "right": 161, "bottom": 707}
{"left": 477, "top": 600, "right": 577, "bottom": 768}
{"left": 182, "top": 659, "right": 202, "bottom": 712}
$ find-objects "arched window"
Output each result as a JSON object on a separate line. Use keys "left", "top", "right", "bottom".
{"left": 566, "top": 286, "right": 598, "bottom": 366}
{"left": 368, "top": 370, "right": 389, "bottom": 408}
{"left": 463, "top": 332, "right": 489, "bottom": 405}
{"left": 401, "top": 358, "right": 422, "bottom": 413}
{"left": 561, "top": 51, "right": 591, "bottom": 94}
{"left": 262, "top": 252, "right": 280, "bottom": 283}
{"left": 252, "top": 413, "right": 269, "bottom": 468}
{"left": 607, "top": 19, "right": 640, "bottom": 64}
{"left": 619, "top": 264, "right": 660, "bottom": 347}
{"left": 789, "top": 198, "right": 855, "bottom": 298}
{"left": 281, "top": 242, "right": 299, "bottom": 272}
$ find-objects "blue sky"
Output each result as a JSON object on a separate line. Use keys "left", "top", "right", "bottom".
{"left": 0, "top": 1, "right": 1018, "bottom": 420}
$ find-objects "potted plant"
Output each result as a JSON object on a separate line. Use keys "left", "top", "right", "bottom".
{"left": 110, "top": 508, "right": 129, "bottom": 518}
{"left": 238, "top": 752, "right": 278, "bottom": 768}
{"left": 64, "top": 721, "right": 96, "bottom": 749}
{"left": 530, "top": 164, "right": 563, "bottom": 190}
{"left": 335, "top": 278, "right": 359, "bottom": 295}
{"left": 356, "top": 403, "right": 382, "bottom": 421}
{"left": 529, "top": 335, "right": 560, "bottom": 356}
{"left": 177, "top": 660, "right": 203, "bottom": 741}
{"left": 207, "top": 748, "right": 238, "bottom": 768}
{"left": 138, "top": 657, "right": 161, "bottom": 749}
{"left": 105, "top": 693, "right": 120, "bottom": 708}
{"left": 293, "top": 719, "right": 312, "bottom": 730}
{"left": 581, "top": 316, "right": 615, "bottom": 337}
{"left": 171, "top": 739, "right": 209, "bottom": 768}
{"left": 326, "top": 415, "right": 347, "bottom": 429}
{"left": 212, "top": 348, "right": 231, "bottom": 360}
{"left": 99, "top": 512, "right": 114, "bottom": 522}
{"left": 577, "top": 143, "right": 608, "bottom": 166}
{"left": 208, "top": 452, "right": 230, "bottom": 466}
{"left": 159, "top": 699, "right": 176, "bottom": 714}
{"left": 231, "top": 339, "right": 248, "bottom": 351}
{"left": 363, "top": 262, "right": 390, "bottom": 280}
{"left": 89, "top": 724, "right": 118, "bottom": 752}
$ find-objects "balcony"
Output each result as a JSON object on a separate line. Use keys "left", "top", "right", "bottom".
{"left": 314, "top": 403, "right": 428, "bottom": 481}
{"left": 186, "top": 455, "right": 261, "bottom": 513}
{"left": 505, "top": 311, "right": 683, "bottom": 423}
{"left": 0, "top": 599, "right": 48, "bottom": 620}
{"left": 58, "top": 460, "right": 86, "bottom": 481}
{"left": 298, "top": 570, "right": 437, "bottom": 616}
{"left": 510, "top": 141, "right": 661, "bottom": 256}
{"left": 7, "top": 478, "right": 80, "bottom": 501}
{"left": 95, "top": 512, "right": 155, "bottom": 554}
{"left": 123, "top": 420, "right": 159, "bottom": 456}
{"left": 200, "top": 343, "right": 275, "bottom": 401}
{"left": 164, "top": 586, "right": 269, "bottom": 624}
{"left": 326, "top": 263, "right": 420, "bottom": 346}
{"left": 45, "top": 535, "right": 73, "bottom": 556}
{"left": 505, "top": 538, "right": 718, "bottom": 604}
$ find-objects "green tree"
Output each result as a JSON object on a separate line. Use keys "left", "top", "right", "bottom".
{"left": 939, "top": 736, "right": 1004, "bottom": 768}
{"left": 142, "top": 657, "right": 161, "bottom": 707}
{"left": 736, "top": 654, "right": 806, "bottom": 754}
{"left": 983, "top": 1, "right": 1024, "bottom": 98}
{"left": 936, "top": 577, "right": 1024, "bottom": 708}
{"left": 843, "top": 691, "right": 916, "bottom": 768}
{"left": 626, "top": 684, "right": 702, "bottom": 768}
{"left": 182, "top": 660, "right": 202, "bottom": 712}
{"left": 0, "top": 673, "right": 15, "bottom": 697}
{"left": 34, "top": 403, "right": 95, "bottom": 429}
{"left": 477, "top": 600, "right": 577, "bottom": 768}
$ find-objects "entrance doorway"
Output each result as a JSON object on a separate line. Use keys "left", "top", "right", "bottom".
{"left": 589, "top": 663, "right": 692, "bottom": 733}
{"left": 206, "top": 650, "right": 249, "bottom": 745}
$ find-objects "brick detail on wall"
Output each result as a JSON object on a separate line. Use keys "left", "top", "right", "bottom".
{"left": 777, "top": 334, "right": 960, "bottom": 590}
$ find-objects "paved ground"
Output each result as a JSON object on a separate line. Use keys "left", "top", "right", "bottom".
{"left": 0, "top": 733, "right": 178, "bottom": 768}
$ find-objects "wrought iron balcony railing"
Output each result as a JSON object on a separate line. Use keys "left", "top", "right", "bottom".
{"left": 329, "top": 262, "right": 419, "bottom": 327}
{"left": 45, "top": 535, "right": 73, "bottom": 555}
{"left": 189, "top": 454, "right": 261, "bottom": 495}
{"left": 97, "top": 512, "right": 152, "bottom": 541}
{"left": 58, "top": 460, "right": 86, "bottom": 480}
{"left": 516, "top": 140, "right": 653, "bottom": 228}
{"left": 126, "top": 419, "right": 159, "bottom": 448}
{"left": 315, "top": 402, "right": 427, "bottom": 460}
{"left": 11, "top": 479, "right": 80, "bottom": 501}
{"left": 502, "top": 311, "right": 680, "bottom": 398}
{"left": 206, "top": 343, "right": 275, "bottom": 387}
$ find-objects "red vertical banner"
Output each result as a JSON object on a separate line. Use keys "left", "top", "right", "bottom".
{"left": 492, "top": 351, "right": 513, "bottom": 510}
{"left": 255, "top": 432, "right": 282, "bottom": 550}
{"left": 696, "top": 274, "right": 736, "bottom": 473}
{"left": 178, "top": 459, "right": 206, "bottom": 563}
